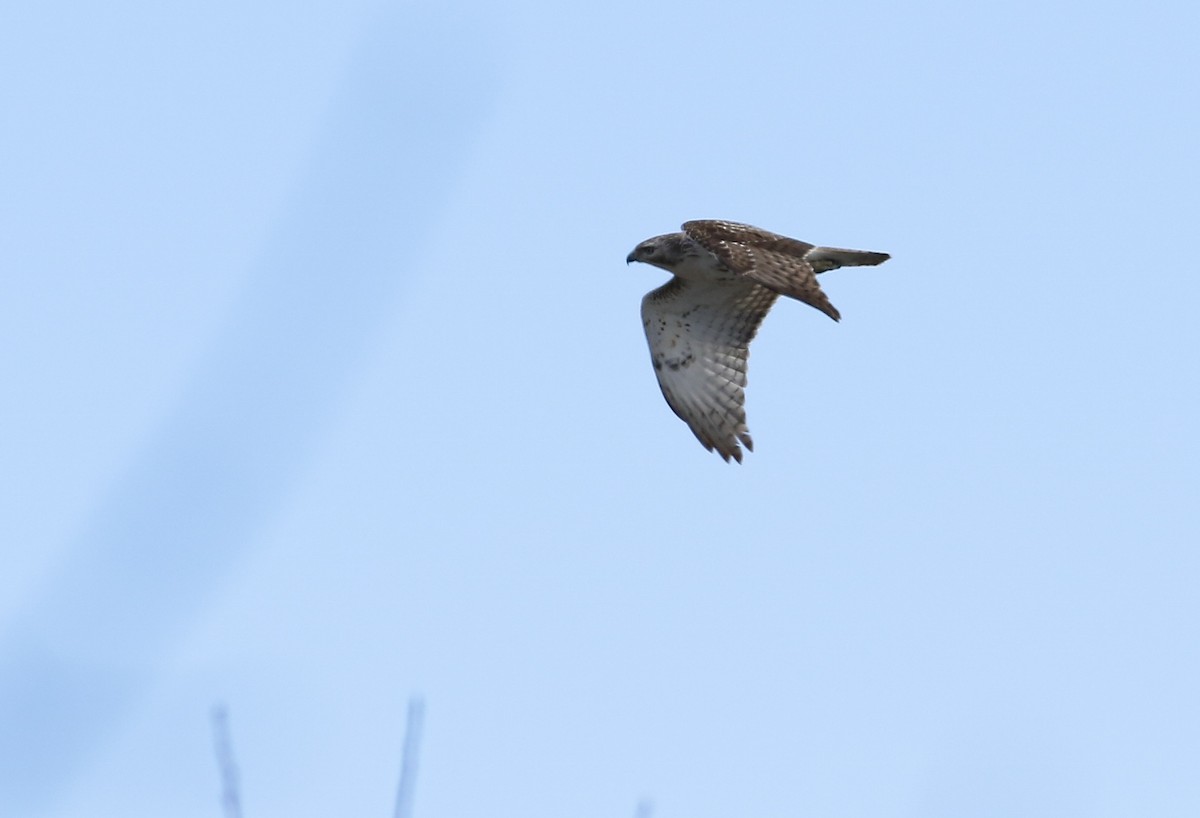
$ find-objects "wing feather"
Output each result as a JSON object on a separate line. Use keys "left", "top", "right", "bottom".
{"left": 682, "top": 219, "right": 840, "bottom": 321}
{"left": 641, "top": 277, "right": 778, "bottom": 463}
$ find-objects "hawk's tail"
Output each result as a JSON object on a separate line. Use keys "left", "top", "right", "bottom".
{"left": 809, "top": 247, "right": 891, "bottom": 272}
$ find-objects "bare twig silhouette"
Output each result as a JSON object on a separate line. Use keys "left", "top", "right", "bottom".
{"left": 210, "top": 705, "right": 242, "bottom": 818}
{"left": 393, "top": 697, "right": 426, "bottom": 818}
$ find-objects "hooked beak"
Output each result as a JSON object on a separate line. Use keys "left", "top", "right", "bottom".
{"left": 626, "top": 250, "right": 638, "bottom": 265}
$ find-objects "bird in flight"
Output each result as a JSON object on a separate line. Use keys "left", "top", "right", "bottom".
{"left": 627, "top": 220, "right": 889, "bottom": 463}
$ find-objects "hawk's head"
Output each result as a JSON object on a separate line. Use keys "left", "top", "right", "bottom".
{"left": 626, "top": 233, "right": 694, "bottom": 271}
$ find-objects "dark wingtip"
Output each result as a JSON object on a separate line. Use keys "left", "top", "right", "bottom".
{"left": 715, "top": 445, "right": 743, "bottom": 464}
{"left": 730, "top": 433, "right": 752, "bottom": 463}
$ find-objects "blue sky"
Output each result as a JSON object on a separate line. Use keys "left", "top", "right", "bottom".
{"left": 2, "top": 0, "right": 1198, "bottom": 815}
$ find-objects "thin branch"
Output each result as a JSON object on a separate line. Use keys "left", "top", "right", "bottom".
{"left": 210, "top": 704, "right": 243, "bottom": 818}
{"left": 393, "top": 697, "right": 426, "bottom": 818}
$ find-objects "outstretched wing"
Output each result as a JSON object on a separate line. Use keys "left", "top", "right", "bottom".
{"left": 682, "top": 219, "right": 840, "bottom": 321}
{"left": 641, "top": 276, "right": 779, "bottom": 463}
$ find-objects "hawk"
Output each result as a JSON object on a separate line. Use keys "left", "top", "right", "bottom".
{"left": 627, "top": 220, "right": 889, "bottom": 463}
